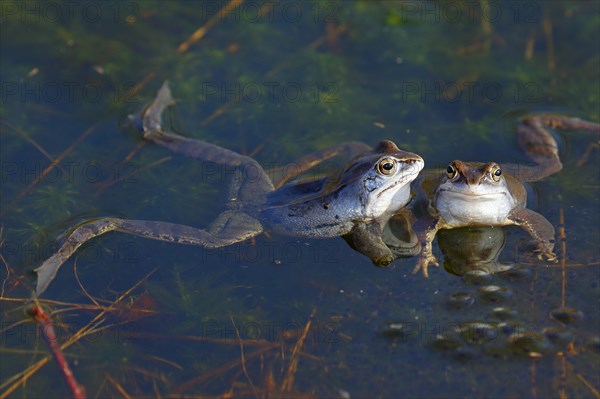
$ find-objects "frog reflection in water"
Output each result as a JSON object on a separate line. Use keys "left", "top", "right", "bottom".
{"left": 412, "top": 115, "right": 600, "bottom": 277}
{"left": 34, "top": 82, "right": 424, "bottom": 296}
{"left": 437, "top": 227, "right": 508, "bottom": 276}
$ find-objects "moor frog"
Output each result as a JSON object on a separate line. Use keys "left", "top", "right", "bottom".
{"left": 34, "top": 82, "right": 424, "bottom": 296}
{"left": 413, "top": 115, "right": 600, "bottom": 277}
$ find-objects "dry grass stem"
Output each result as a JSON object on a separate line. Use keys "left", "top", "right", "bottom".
{"left": 559, "top": 207, "right": 567, "bottom": 308}
{"left": 0, "top": 270, "right": 156, "bottom": 397}
{"left": 576, "top": 374, "right": 600, "bottom": 399}
{"left": 106, "top": 374, "right": 133, "bottom": 399}
{"left": 16, "top": 124, "right": 98, "bottom": 200}
{"left": 281, "top": 309, "right": 315, "bottom": 392}
{"left": 177, "top": 0, "right": 245, "bottom": 53}
{"left": 231, "top": 316, "right": 259, "bottom": 398}
{"left": 94, "top": 156, "right": 171, "bottom": 196}
{"left": 543, "top": 17, "right": 556, "bottom": 71}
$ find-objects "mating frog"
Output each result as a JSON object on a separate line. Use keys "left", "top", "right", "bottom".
{"left": 35, "top": 82, "right": 424, "bottom": 296}
{"left": 414, "top": 115, "right": 600, "bottom": 277}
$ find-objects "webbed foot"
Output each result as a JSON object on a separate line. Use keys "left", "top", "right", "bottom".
{"left": 411, "top": 216, "right": 443, "bottom": 278}
{"left": 412, "top": 254, "right": 439, "bottom": 278}
{"left": 533, "top": 243, "right": 558, "bottom": 262}
{"left": 140, "top": 81, "right": 175, "bottom": 140}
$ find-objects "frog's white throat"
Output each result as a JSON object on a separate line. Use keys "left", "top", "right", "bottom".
{"left": 363, "top": 161, "right": 423, "bottom": 218}
{"left": 435, "top": 186, "right": 517, "bottom": 227}
{"left": 364, "top": 179, "right": 413, "bottom": 218}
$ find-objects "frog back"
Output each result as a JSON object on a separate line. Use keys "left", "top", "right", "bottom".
{"left": 259, "top": 179, "right": 360, "bottom": 238}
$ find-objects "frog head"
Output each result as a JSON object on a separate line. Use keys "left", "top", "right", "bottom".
{"left": 433, "top": 160, "right": 518, "bottom": 226}
{"left": 339, "top": 140, "right": 424, "bottom": 219}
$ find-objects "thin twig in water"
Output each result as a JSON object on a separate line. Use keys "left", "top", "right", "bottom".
{"left": 559, "top": 207, "right": 567, "bottom": 308}
{"left": 281, "top": 309, "right": 316, "bottom": 392}
{"left": 529, "top": 358, "right": 537, "bottom": 398}
{"left": 174, "top": 346, "right": 274, "bottom": 394}
{"left": 122, "top": 141, "right": 146, "bottom": 163}
{"left": 73, "top": 258, "right": 101, "bottom": 308}
{"left": 201, "top": 99, "right": 237, "bottom": 126}
{"left": 122, "top": 330, "right": 279, "bottom": 347}
{"left": 177, "top": 0, "right": 245, "bottom": 53}
{"left": 0, "top": 120, "right": 66, "bottom": 173}
{"left": 524, "top": 28, "right": 535, "bottom": 60}
{"left": 557, "top": 207, "right": 569, "bottom": 399}
{"left": 145, "top": 355, "right": 184, "bottom": 371}
{"left": 231, "top": 316, "right": 259, "bottom": 398}
{"left": 16, "top": 124, "right": 98, "bottom": 201}
{"left": 543, "top": 17, "right": 556, "bottom": 71}
{"left": 94, "top": 156, "right": 171, "bottom": 197}
{"left": 576, "top": 374, "right": 600, "bottom": 399}
{"left": 118, "top": 71, "right": 157, "bottom": 106}
{"left": 106, "top": 374, "right": 132, "bottom": 399}
{"left": 0, "top": 269, "right": 156, "bottom": 397}
{"left": 0, "top": 227, "right": 14, "bottom": 297}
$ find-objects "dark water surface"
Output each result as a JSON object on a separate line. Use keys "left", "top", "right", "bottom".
{"left": 1, "top": 1, "right": 599, "bottom": 398}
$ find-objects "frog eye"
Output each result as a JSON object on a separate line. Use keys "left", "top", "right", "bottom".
{"left": 446, "top": 164, "right": 457, "bottom": 179}
{"left": 377, "top": 158, "right": 397, "bottom": 176}
{"left": 491, "top": 165, "right": 503, "bottom": 182}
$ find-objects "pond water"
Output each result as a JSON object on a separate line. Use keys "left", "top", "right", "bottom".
{"left": 1, "top": 1, "right": 599, "bottom": 398}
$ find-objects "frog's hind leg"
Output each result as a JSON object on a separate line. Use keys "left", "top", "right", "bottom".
{"left": 506, "top": 115, "right": 600, "bottom": 182}
{"left": 34, "top": 213, "right": 262, "bottom": 297}
{"left": 138, "top": 82, "right": 274, "bottom": 199}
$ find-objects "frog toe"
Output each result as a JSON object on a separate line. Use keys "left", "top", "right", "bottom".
{"left": 412, "top": 256, "right": 439, "bottom": 278}
{"left": 543, "top": 251, "right": 558, "bottom": 262}
{"left": 533, "top": 247, "right": 558, "bottom": 262}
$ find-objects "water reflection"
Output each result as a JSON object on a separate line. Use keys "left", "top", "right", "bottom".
{"left": 437, "top": 226, "right": 510, "bottom": 276}
{"left": 382, "top": 225, "right": 593, "bottom": 359}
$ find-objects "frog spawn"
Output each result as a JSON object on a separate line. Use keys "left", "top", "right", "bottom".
{"left": 382, "top": 263, "right": 590, "bottom": 359}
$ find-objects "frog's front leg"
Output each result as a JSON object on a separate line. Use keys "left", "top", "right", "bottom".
{"left": 508, "top": 207, "right": 557, "bottom": 262}
{"left": 342, "top": 221, "right": 394, "bottom": 267}
{"left": 412, "top": 215, "right": 445, "bottom": 277}
{"left": 35, "top": 212, "right": 262, "bottom": 297}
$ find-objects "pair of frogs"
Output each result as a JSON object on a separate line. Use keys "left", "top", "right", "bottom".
{"left": 34, "top": 82, "right": 600, "bottom": 295}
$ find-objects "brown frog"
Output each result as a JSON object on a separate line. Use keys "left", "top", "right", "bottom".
{"left": 413, "top": 115, "right": 600, "bottom": 277}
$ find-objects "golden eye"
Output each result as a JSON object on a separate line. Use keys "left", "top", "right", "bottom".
{"left": 377, "top": 158, "right": 396, "bottom": 175}
{"left": 491, "top": 165, "right": 502, "bottom": 182}
{"left": 446, "top": 164, "right": 457, "bottom": 179}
